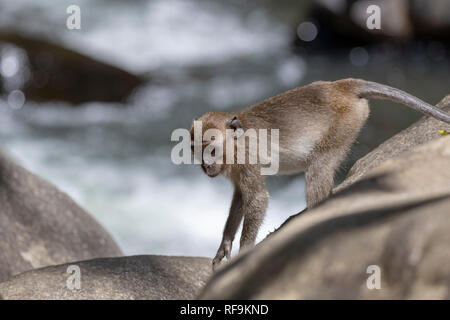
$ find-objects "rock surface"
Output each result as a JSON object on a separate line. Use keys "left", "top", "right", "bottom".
{"left": 0, "top": 255, "right": 211, "bottom": 300}
{"left": 199, "top": 101, "right": 450, "bottom": 299}
{"left": 0, "top": 151, "right": 122, "bottom": 282}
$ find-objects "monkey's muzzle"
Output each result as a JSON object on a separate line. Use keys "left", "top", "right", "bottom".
{"left": 201, "top": 163, "right": 221, "bottom": 178}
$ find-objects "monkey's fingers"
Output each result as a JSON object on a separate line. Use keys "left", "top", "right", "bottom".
{"left": 212, "top": 239, "right": 233, "bottom": 271}
{"left": 212, "top": 256, "right": 223, "bottom": 271}
{"left": 212, "top": 250, "right": 225, "bottom": 271}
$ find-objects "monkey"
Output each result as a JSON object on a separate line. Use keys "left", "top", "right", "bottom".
{"left": 189, "top": 78, "right": 450, "bottom": 270}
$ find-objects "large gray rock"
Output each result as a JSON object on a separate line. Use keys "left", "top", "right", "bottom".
{"left": 0, "top": 151, "right": 122, "bottom": 282}
{"left": 0, "top": 255, "right": 211, "bottom": 300}
{"left": 199, "top": 135, "right": 450, "bottom": 299}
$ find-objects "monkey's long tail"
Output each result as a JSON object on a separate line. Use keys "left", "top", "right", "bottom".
{"left": 357, "top": 80, "right": 450, "bottom": 124}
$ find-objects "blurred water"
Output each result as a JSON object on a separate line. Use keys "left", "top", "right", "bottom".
{"left": 0, "top": 0, "right": 304, "bottom": 257}
{"left": 0, "top": 0, "right": 449, "bottom": 258}
{"left": 0, "top": 0, "right": 289, "bottom": 73}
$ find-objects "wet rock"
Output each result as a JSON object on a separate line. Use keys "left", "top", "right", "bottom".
{"left": 0, "top": 31, "right": 143, "bottom": 104}
{"left": 0, "top": 255, "right": 211, "bottom": 300}
{"left": 0, "top": 151, "right": 122, "bottom": 282}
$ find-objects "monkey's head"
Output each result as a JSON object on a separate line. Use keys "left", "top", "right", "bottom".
{"left": 190, "top": 112, "right": 243, "bottom": 178}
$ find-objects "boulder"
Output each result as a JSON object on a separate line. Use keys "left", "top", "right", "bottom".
{"left": 199, "top": 121, "right": 450, "bottom": 299}
{"left": 0, "top": 151, "right": 122, "bottom": 282}
{"left": 0, "top": 31, "right": 143, "bottom": 104}
{"left": 0, "top": 255, "right": 211, "bottom": 300}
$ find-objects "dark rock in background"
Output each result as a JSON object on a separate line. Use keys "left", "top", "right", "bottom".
{"left": 293, "top": 0, "right": 450, "bottom": 52}
{"left": 0, "top": 31, "right": 144, "bottom": 104}
{"left": 0, "top": 255, "right": 211, "bottom": 300}
{"left": 199, "top": 94, "right": 450, "bottom": 299}
{"left": 270, "top": 94, "right": 450, "bottom": 234}
{"left": 293, "top": 0, "right": 412, "bottom": 52}
{"left": 0, "top": 150, "right": 122, "bottom": 282}
{"left": 411, "top": 0, "right": 450, "bottom": 41}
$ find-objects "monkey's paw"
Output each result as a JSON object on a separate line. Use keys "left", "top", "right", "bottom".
{"left": 212, "top": 239, "right": 232, "bottom": 271}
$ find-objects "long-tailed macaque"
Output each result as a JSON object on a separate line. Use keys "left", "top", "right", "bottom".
{"left": 189, "top": 78, "right": 450, "bottom": 270}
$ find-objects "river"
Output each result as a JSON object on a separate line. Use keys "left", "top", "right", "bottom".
{"left": 0, "top": 0, "right": 448, "bottom": 257}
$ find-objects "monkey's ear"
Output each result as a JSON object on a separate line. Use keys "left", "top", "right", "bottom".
{"left": 226, "top": 116, "right": 244, "bottom": 139}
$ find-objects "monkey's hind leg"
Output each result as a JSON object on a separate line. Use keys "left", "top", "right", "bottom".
{"left": 305, "top": 148, "right": 347, "bottom": 208}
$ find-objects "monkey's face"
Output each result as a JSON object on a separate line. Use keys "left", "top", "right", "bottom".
{"left": 190, "top": 114, "right": 230, "bottom": 178}
{"left": 201, "top": 160, "right": 223, "bottom": 178}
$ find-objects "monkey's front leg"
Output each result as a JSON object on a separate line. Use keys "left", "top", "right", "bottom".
{"left": 212, "top": 189, "right": 244, "bottom": 270}
{"left": 239, "top": 187, "right": 269, "bottom": 250}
